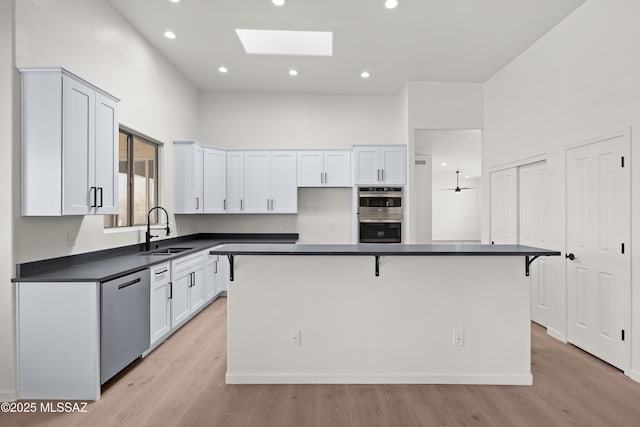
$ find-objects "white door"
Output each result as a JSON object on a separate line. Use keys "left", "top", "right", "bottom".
{"left": 566, "top": 133, "right": 629, "bottom": 370}
{"left": 270, "top": 151, "right": 297, "bottom": 213}
{"left": 226, "top": 152, "right": 244, "bottom": 213}
{"left": 490, "top": 167, "right": 518, "bottom": 244}
{"left": 62, "top": 75, "right": 95, "bottom": 215}
{"left": 518, "top": 161, "right": 548, "bottom": 326}
{"left": 189, "top": 265, "right": 205, "bottom": 312}
{"left": 324, "top": 151, "right": 351, "bottom": 187}
{"left": 203, "top": 148, "right": 226, "bottom": 213}
{"left": 94, "top": 92, "right": 119, "bottom": 215}
{"left": 244, "top": 151, "right": 270, "bottom": 213}
{"left": 379, "top": 147, "right": 405, "bottom": 185}
{"left": 354, "top": 147, "right": 379, "bottom": 184}
{"left": 150, "top": 265, "right": 171, "bottom": 346}
{"left": 171, "top": 268, "right": 191, "bottom": 327}
{"left": 193, "top": 145, "right": 204, "bottom": 213}
{"left": 298, "top": 151, "right": 324, "bottom": 187}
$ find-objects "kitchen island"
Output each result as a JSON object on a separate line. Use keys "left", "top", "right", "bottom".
{"left": 210, "top": 244, "right": 560, "bottom": 385}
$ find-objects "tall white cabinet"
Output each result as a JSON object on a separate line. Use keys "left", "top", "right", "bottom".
{"left": 203, "top": 148, "right": 227, "bottom": 213}
{"left": 353, "top": 145, "right": 406, "bottom": 185}
{"left": 20, "top": 67, "right": 119, "bottom": 216}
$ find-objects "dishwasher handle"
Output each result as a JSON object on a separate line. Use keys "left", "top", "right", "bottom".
{"left": 117, "top": 278, "right": 142, "bottom": 290}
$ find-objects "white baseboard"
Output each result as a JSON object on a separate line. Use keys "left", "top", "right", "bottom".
{"left": 547, "top": 327, "right": 567, "bottom": 343}
{"left": 625, "top": 369, "right": 640, "bottom": 384}
{"left": 226, "top": 372, "right": 533, "bottom": 386}
{"left": 0, "top": 389, "right": 18, "bottom": 402}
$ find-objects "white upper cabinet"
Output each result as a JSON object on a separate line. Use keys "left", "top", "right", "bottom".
{"left": 203, "top": 148, "right": 226, "bottom": 213}
{"left": 226, "top": 151, "right": 245, "bottom": 213}
{"left": 270, "top": 151, "right": 298, "bottom": 213}
{"left": 353, "top": 145, "right": 406, "bottom": 185}
{"left": 244, "top": 151, "right": 271, "bottom": 213}
{"left": 173, "top": 141, "right": 204, "bottom": 214}
{"left": 20, "top": 67, "right": 119, "bottom": 216}
{"left": 298, "top": 150, "right": 351, "bottom": 187}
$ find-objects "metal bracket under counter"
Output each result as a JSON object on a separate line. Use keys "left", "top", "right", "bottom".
{"left": 225, "top": 254, "right": 547, "bottom": 282}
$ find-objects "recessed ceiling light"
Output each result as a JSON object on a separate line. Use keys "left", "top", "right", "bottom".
{"left": 385, "top": 0, "right": 399, "bottom": 9}
{"left": 289, "top": 69, "right": 298, "bottom": 77}
{"left": 465, "top": 175, "right": 470, "bottom": 178}
{"left": 235, "top": 29, "right": 333, "bottom": 57}
{"left": 169, "top": 0, "right": 180, "bottom": 3}
{"left": 441, "top": 162, "right": 447, "bottom": 166}
{"left": 164, "top": 31, "right": 176, "bottom": 39}
{"left": 272, "top": 0, "right": 285, "bottom": 5}
{"left": 361, "top": 71, "right": 371, "bottom": 79}
{"left": 218, "top": 66, "right": 229, "bottom": 74}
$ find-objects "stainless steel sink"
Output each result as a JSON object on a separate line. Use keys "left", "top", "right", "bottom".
{"left": 147, "top": 247, "right": 193, "bottom": 255}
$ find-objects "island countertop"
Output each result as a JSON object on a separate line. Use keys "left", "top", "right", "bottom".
{"left": 209, "top": 243, "right": 561, "bottom": 257}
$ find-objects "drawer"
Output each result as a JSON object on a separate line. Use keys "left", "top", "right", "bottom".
{"left": 150, "top": 262, "right": 170, "bottom": 283}
{"left": 171, "top": 251, "right": 205, "bottom": 273}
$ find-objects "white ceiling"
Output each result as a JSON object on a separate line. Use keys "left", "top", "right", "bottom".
{"left": 415, "top": 130, "right": 481, "bottom": 179}
{"left": 108, "top": 0, "right": 585, "bottom": 96}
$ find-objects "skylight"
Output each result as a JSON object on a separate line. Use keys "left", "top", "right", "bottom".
{"left": 235, "top": 29, "right": 333, "bottom": 57}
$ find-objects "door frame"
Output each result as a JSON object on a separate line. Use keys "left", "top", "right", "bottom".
{"left": 563, "top": 127, "right": 631, "bottom": 371}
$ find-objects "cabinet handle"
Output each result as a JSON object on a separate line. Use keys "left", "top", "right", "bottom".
{"left": 196, "top": 197, "right": 199, "bottom": 210}
{"left": 320, "top": 172, "right": 324, "bottom": 184}
{"left": 168, "top": 282, "right": 173, "bottom": 299}
{"left": 89, "top": 187, "right": 97, "bottom": 208}
{"left": 324, "top": 172, "right": 327, "bottom": 183}
{"left": 223, "top": 199, "right": 226, "bottom": 211}
{"left": 377, "top": 170, "right": 380, "bottom": 181}
{"left": 98, "top": 187, "right": 104, "bottom": 208}
{"left": 190, "top": 272, "right": 194, "bottom": 287}
{"left": 267, "top": 199, "right": 270, "bottom": 210}
{"left": 155, "top": 269, "right": 168, "bottom": 275}
{"left": 381, "top": 169, "right": 384, "bottom": 182}
{"left": 241, "top": 199, "right": 244, "bottom": 210}
{"left": 214, "top": 262, "right": 218, "bottom": 274}
{"left": 270, "top": 199, "right": 274, "bottom": 210}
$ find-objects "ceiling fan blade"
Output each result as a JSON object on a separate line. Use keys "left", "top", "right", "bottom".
{"left": 442, "top": 188, "right": 457, "bottom": 190}
{"left": 458, "top": 187, "right": 475, "bottom": 190}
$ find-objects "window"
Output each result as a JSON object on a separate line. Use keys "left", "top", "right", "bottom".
{"left": 104, "top": 129, "right": 159, "bottom": 228}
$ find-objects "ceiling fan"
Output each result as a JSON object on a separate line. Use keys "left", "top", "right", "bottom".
{"left": 443, "top": 170, "right": 475, "bottom": 193}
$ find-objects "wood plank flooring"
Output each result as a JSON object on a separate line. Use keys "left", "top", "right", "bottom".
{"left": 3, "top": 298, "right": 640, "bottom": 427}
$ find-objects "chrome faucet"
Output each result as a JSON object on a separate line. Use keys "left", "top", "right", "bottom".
{"left": 145, "top": 206, "right": 170, "bottom": 252}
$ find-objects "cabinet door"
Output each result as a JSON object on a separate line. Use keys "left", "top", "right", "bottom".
{"left": 94, "top": 92, "right": 119, "bottom": 215}
{"left": 203, "top": 148, "right": 226, "bottom": 213}
{"left": 270, "top": 151, "right": 297, "bottom": 213}
{"left": 194, "top": 145, "right": 204, "bottom": 214}
{"left": 380, "top": 147, "right": 406, "bottom": 185}
{"left": 353, "top": 147, "right": 379, "bottom": 185}
{"left": 244, "top": 151, "right": 270, "bottom": 213}
{"left": 205, "top": 255, "right": 218, "bottom": 301}
{"left": 171, "top": 268, "right": 191, "bottom": 328}
{"left": 297, "top": 151, "right": 323, "bottom": 187}
{"left": 226, "top": 152, "right": 244, "bottom": 213}
{"left": 324, "top": 151, "right": 351, "bottom": 187}
{"left": 150, "top": 265, "right": 171, "bottom": 346}
{"left": 216, "top": 256, "right": 228, "bottom": 294}
{"left": 62, "top": 75, "right": 95, "bottom": 215}
{"left": 190, "top": 264, "right": 206, "bottom": 313}
{"left": 173, "top": 142, "right": 198, "bottom": 214}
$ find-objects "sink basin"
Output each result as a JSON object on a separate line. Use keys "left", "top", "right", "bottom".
{"left": 148, "top": 247, "right": 193, "bottom": 255}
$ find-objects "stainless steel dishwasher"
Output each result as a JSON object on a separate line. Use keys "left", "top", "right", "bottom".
{"left": 101, "top": 269, "right": 150, "bottom": 384}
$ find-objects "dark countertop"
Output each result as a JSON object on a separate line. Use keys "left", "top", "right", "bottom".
{"left": 209, "top": 243, "right": 561, "bottom": 257}
{"left": 14, "top": 233, "right": 297, "bottom": 283}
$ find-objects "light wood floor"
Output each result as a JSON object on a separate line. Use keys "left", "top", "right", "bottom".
{"left": 4, "top": 298, "right": 640, "bottom": 427}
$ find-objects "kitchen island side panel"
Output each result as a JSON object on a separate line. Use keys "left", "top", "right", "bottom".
{"left": 226, "top": 255, "right": 531, "bottom": 384}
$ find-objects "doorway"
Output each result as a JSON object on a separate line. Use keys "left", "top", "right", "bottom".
{"left": 414, "top": 130, "right": 482, "bottom": 243}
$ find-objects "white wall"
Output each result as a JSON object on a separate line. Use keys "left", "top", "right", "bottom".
{"left": 432, "top": 178, "right": 481, "bottom": 241}
{"left": 14, "top": 0, "right": 201, "bottom": 263}
{"left": 0, "top": 0, "right": 17, "bottom": 402}
{"left": 405, "top": 82, "right": 484, "bottom": 243}
{"left": 482, "top": 0, "right": 640, "bottom": 380}
{"left": 197, "top": 91, "right": 401, "bottom": 242}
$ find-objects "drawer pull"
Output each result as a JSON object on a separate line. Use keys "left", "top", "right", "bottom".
{"left": 155, "top": 269, "right": 168, "bottom": 275}
{"left": 118, "top": 278, "right": 141, "bottom": 290}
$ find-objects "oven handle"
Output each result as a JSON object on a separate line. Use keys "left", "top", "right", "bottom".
{"left": 359, "top": 219, "right": 403, "bottom": 223}
{"left": 358, "top": 193, "right": 402, "bottom": 198}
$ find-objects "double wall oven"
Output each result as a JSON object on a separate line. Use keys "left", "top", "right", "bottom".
{"left": 358, "top": 187, "right": 403, "bottom": 243}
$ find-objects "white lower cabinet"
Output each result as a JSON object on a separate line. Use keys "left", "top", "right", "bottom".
{"left": 205, "top": 253, "right": 218, "bottom": 301}
{"left": 170, "top": 252, "right": 206, "bottom": 329}
{"left": 216, "top": 254, "right": 229, "bottom": 294}
{"left": 149, "top": 262, "right": 171, "bottom": 349}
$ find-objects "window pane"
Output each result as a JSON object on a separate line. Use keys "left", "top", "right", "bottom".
{"left": 132, "top": 137, "right": 158, "bottom": 225}
{"left": 104, "top": 132, "right": 130, "bottom": 227}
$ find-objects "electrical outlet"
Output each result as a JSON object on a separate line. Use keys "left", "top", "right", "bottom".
{"left": 67, "top": 231, "right": 78, "bottom": 247}
{"left": 453, "top": 329, "right": 464, "bottom": 346}
{"left": 289, "top": 329, "right": 301, "bottom": 346}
